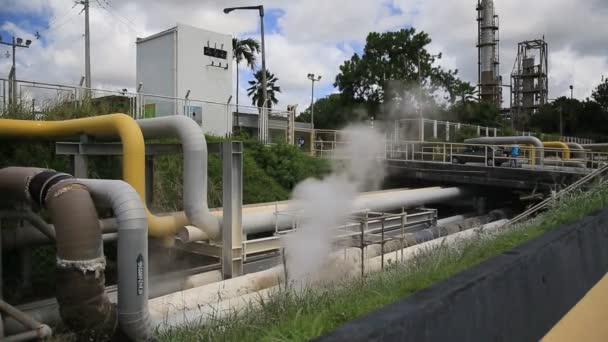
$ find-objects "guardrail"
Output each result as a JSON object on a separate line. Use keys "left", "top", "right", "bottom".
{"left": 313, "top": 140, "right": 608, "bottom": 171}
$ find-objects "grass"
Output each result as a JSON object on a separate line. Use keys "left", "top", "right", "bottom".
{"left": 156, "top": 183, "right": 608, "bottom": 342}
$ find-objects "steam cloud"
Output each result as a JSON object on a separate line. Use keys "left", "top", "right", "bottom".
{"left": 283, "top": 125, "right": 386, "bottom": 284}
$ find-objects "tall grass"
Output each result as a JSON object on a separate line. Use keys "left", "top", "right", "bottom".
{"left": 157, "top": 183, "right": 608, "bottom": 342}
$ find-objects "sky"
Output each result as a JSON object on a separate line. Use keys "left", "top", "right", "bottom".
{"left": 1, "top": 0, "right": 607, "bottom": 113}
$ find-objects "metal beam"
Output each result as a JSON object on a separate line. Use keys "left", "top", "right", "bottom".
{"left": 55, "top": 142, "right": 224, "bottom": 156}
{"left": 221, "top": 141, "right": 243, "bottom": 279}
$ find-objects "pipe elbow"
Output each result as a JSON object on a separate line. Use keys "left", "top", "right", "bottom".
{"left": 189, "top": 209, "right": 221, "bottom": 240}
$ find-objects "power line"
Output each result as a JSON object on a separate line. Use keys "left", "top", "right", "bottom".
{"left": 44, "top": 4, "right": 79, "bottom": 32}
{"left": 46, "top": 3, "right": 78, "bottom": 28}
{"left": 95, "top": 0, "right": 143, "bottom": 35}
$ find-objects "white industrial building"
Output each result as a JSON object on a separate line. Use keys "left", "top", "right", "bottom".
{"left": 136, "top": 23, "right": 233, "bottom": 136}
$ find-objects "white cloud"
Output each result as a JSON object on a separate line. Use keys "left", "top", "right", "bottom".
{"left": 394, "top": 0, "right": 608, "bottom": 102}
{"left": 1, "top": 0, "right": 607, "bottom": 115}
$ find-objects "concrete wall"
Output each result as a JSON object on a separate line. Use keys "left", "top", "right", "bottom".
{"left": 317, "top": 209, "right": 608, "bottom": 342}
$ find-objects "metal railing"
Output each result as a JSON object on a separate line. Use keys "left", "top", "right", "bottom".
{"left": 0, "top": 77, "right": 290, "bottom": 142}
{"left": 313, "top": 139, "right": 608, "bottom": 171}
{"left": 503, "top": 162, "right": 608, "bottom": 227}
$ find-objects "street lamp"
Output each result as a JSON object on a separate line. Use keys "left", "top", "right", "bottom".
{"left": 307, "top": 73, "right": 322, "bottom": 130}
{"left": 223, "top": 5, "right": 267, "bottom": 111}
{"left": 0, "top": 35, "right": 33, "bottom": 105}
{"left": 569, "top": 85, "right": 574, "bottom": 99}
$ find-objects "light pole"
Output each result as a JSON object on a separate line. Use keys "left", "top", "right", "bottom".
{"left": 223, "top": 6, "right": 267, "bottom": 111}
{"left": 307, "top": 73, "right": 321, "bottom": 130}
{"left": 569, "top": 85, "right": 574, "bottom": 99}
{"left": 0, "top": 35, "right": 32, "bottom": 105}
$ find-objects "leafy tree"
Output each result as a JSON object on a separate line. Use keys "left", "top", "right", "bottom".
{"left": 449, "top": 101, "right": 503, "bottom": 128}
{"left": 452, "top": 81, "right": 478, "bottom": 105}
{"left": 528, "top": 97, "right": 608, "bottom": 136}
{"left": 334, "top": 28, "right": 461, "bottom": 119}
{"left": 232, "top": 37, "right": 261, "bottom": 115}
{"left": 592, "top": 77, "right": 608, "bottom": 111}
{"left": 247, "top": 70, "right": 281, "bottom": 109}
{"left": 296, "top": 94, "right": 358, "bottom": 129}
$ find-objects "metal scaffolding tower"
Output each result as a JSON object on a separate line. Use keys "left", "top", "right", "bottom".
{"left": 511, "top": 39, "right": 549, "bottom": 129}
{"left": 477, "top": 0, "right": 502, "bottom": 107}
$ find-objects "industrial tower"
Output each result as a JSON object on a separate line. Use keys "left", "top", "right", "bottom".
{"left": 477, "top": 0, "right": 502, "bottom": 107}
{"left": 511, "top": 39, "right": 549, "bottom": 129}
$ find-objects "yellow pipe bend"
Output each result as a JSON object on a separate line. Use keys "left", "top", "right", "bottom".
{"left": 0, "top": 114, "right": 187, "bottom": 239}
{"left": 543, "top": 141, "right": 571, "bottom": 160}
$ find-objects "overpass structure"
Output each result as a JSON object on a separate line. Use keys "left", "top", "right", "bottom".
{"left": 315, "top": 139, "right": 608, "bottom": 192}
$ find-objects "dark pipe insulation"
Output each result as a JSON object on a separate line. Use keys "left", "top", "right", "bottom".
{"left": 0, "top": 167, "right": 116, "bottom": 339}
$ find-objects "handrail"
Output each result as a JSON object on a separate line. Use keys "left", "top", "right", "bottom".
{"left": 502, "top": 162, "right": 608, "bottom": 227}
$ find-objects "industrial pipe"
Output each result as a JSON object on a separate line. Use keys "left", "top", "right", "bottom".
{"left": 78, "top": 179, "right": 151, "bottom": 341}
{"left": 543, "top": 141, "right": 571, "bottom": 160}
{"left": 137, "top": 116, "right": 219, "bottom": 239}
{"left": 0, "top": 114, "right": 186, "bottom": 239}
{"left": 0, "top": 167, "right": 115, "bottom": 339}
{"left": 566, "top": 142, "right": 586, "bottom": 160}
{"left": 1, "top": 216, "right": 117, "bottom": 251}
{"left": 465, "top": 136, "right": 544, "bottom": 165}
{"left": 0, "top": 299, "right": 52, "bottom": 341}
{"left": 152, "top": 218, "right": 510, "bottom": 328}
{"left": 193, "top": 187, "right": 467, "bottom": 238}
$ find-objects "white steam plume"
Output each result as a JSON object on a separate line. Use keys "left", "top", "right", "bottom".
{"left": 283, "top": 125, "right": 386, "bottom": 284}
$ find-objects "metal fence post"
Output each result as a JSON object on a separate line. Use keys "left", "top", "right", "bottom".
{"left": 221, "top": 141, "right": 243, "bottom": 279}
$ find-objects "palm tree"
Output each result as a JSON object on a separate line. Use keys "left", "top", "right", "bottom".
{"left": 247, "top": 70, "right": 281, "bottom": 109}
{"left": 232, "top": 37, "right": 260, "bottom": 120}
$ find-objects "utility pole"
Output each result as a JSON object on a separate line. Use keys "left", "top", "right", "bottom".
{"left": 77, "top": 0, "right": 91, "bottom": 89}
{"left": 0, "top": 35, "right": 32, "bottom": 105}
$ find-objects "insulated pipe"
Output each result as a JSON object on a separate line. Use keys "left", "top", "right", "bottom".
{"left": 1, "top": 217, "right": 117, "bottom": 250}
{"left": 78, "top": 179, "right": 151, "bottom": 341}
{"left": 0, "top": 299, "right": 52, "bottom": 341}
{"left": 137, "top": 116, "right": 219, "bottom": 239}
{"left": 582, "top": 143, "right": 608, "bottom": 150}
{"left": 566, "top": 142, "right": 586, "bottom": 160}
{"left": 543, "top": 141, "right": 571, "bottom": 160}
{"left": 152, "top": 219, "right": 510, "bottom": 328}
{"left": 0, "top": 167, "right": 115, "bottom": 339}
{"left": 199, "top": 187, "right": 467, "bottom": 237}
{"left": 465, "top": 136, "right": 544, "bottom": 165}
{"left": 0, "top": 114, "right": 186, "bottom": 238}
{"left": 0, "top": 210, "right": 56, "bottom": 241}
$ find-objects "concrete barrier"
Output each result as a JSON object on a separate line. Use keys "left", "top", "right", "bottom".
{"left": 317, "top": 209, "right": 608, "bottom": 342}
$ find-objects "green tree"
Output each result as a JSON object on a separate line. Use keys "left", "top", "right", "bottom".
{"left": 452, "top": 81, "right": 478, "bottom": 105}
{"left": 247, "top": 70, "right": 281, "bottom": 109}
{"left": 334, "top": 28, "right": 461, "bottom": 119}
{"left": 296, "top": 94, "right": 356, "bottom": 129}
{"left": 450, "top": 101, "right": 503, "bottom": 128}
{"left": 232, "top": 37, "right": 261, "bottom": 116}
{"left": 592, "top": 77, "right": 608, "bottom": 111}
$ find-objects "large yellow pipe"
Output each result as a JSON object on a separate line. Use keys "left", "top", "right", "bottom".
{"left": 543, "top": 141, "right": 571, "bottom": 160}
{"left": 0, "top": 114, "right": 187, "bottom": 238}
